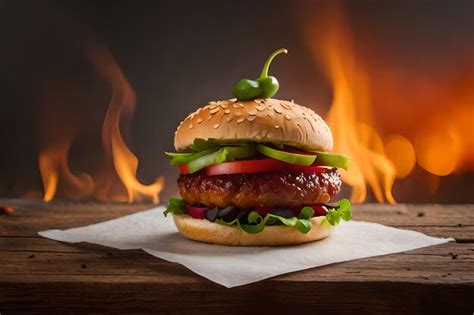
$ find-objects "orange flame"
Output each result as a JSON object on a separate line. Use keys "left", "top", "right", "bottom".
{"left": 89, "top": 43, "right": 164, "bottom": 203}
{"left": 38, "top": 42, "right": 164, "bottom": 203}
{"left": 304, "top": 3, "right": 473, "bottom": 202}
{"left": 306, "top": 5, "right": 398, "bottom": 203}
{"left": 38, "top": 137, "right": 93, "bottom": 201}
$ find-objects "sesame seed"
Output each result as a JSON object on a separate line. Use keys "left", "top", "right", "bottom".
{"left": 247, "top": 116, "right": 256, "bottom": 122}
{"left": 197, "top": 117, "right": 204, "bottom": 123}
{"left": 237, "top": 118, "right": 245, "bottom": 123}
{"left": 213, "top": 123, "right": 220, "bottom": 129}
{"left": 226, "top": 116, "right": 233, "bottom": 122}
{"left": 284, "top": 114, "right": 292, "bottom": 120}
{"left": 224, "top": 109, "right": 231, "bottom": 114}
{"left": 210, "top": 107, "right": 220, "bottom": 114}
{"left": 280, "top": 102, "right": 291, "bottom": 110}
{"left": 248, "top": 110, "right": 257, "bottom": 116}
{"left": 273, "top": 107, "right": 282, "bottom": 114}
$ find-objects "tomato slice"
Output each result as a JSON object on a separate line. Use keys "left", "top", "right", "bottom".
{"left": 205, "top": 159, "right": 284, "bottom": 176}
{"left": 204, "top": 159, "right": 328, "bottom": 176}
{"left": 179, "top": 164, "right": 190, "bottom": 175}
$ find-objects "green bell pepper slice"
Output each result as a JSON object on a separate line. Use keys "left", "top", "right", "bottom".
{"left": 256, "top": 144, "right": 317, "bottom": 166}
{"left": 312, "top": 151, "right": 349, "bottom": 170}
{"left": 187, "top": 149, "right": 228, "bottom": 173}
{"left": 186, "top": 145, "right": 256, "bottom": 173}
{"left": 165, "top": 147, "right": 220, "bottom": 166}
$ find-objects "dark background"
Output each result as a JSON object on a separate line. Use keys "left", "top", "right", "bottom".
{"left": 0, "top": 0, "right": 472, "bottom": 203}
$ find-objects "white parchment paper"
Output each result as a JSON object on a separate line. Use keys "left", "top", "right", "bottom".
{"left": 39, "top": 206, "right": 452, "bottom": 287}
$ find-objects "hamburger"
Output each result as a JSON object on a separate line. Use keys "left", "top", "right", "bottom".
{"left": 164, "top": 49, "right": 351, "bottom": 246}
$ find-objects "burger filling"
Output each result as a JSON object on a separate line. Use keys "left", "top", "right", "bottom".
{"left": 164, "top": 138, "right": 352, "bottom": 234}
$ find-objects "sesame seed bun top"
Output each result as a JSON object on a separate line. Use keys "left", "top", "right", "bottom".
{"left": 174, "top": 98, "right": 333, "bottom": 152}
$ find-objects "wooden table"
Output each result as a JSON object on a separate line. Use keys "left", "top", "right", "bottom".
{"left": 0, "top": 200, "right": 473, "bottom": 314}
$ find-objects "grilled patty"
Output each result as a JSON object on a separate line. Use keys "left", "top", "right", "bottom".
{"left": 178, "top": 169, "right": 341, "bottom": 209}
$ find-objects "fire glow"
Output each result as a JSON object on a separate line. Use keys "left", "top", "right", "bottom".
{"left": 38, "top": 42, "right": 164, "bottom": 203}
{"left": 305, "top": 3, "right": 474, "bottom": 203}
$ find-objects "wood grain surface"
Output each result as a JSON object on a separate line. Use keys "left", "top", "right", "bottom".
{"left": 0, "top": 199, "right": 473, "bottom": 314}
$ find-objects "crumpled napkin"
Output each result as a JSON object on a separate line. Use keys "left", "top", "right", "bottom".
{"left": 39, "top": 206, "right": 452, "bottom": 287}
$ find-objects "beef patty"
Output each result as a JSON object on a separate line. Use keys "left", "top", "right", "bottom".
{"left": 178, "top": 169, "right": 341, "bottom": 209}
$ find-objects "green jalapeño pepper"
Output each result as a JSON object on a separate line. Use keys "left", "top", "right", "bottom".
{"left": 233, "top": 48, "right": 288, "bottom": 101}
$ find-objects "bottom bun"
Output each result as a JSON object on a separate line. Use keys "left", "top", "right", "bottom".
{"left": 173, "top": 214, "right": 335, "bottom": 246}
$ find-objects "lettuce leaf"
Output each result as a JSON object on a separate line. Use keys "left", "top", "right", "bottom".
{"left": 190, "top": 138, "right": 217, "bottom": 151}
{"left": 216, "top": 207, "right": 315, "bottom": 234}
{"left": 163, "top": 197, "right": 185, "bottom": 217}
{"left": 216, "top": 200, "right": 352, "bottom": 233}
{"left": 323, "top": 199, "right": 352, "bottom": 225}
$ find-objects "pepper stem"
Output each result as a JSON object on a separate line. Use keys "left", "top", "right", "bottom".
{"left": 259, "top": 48, "right": 288, "bottom": 79}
